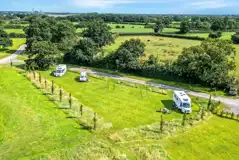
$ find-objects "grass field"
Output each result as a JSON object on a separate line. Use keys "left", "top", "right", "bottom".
{"left": 185, "top": 32, "right": 235, "bottom": 40}
{"left": 0, "top": 68, "right": 90, "bottom": 159}
{"left": 103, "top": 36, "right": 200, "bottom": 63}
{"left": 4, "top": 28, "right": 25, "bottom": 34}
{"left": 163, "top": 116, "right": 239, "bottom": 160}
{"left": 0, "top": 38, "right": 26, "bottom": 59}
{"left": 40, "top": 70, "right": 206, "bottom": 130}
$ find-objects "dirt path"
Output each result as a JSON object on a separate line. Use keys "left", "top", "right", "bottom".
{"left": 69, "top": 67, "right": 239, "bottom": 114}
{"left": 0, "top": 44, "right": 26, "bottom": 64}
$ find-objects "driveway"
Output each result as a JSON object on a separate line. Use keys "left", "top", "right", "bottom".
{"left": 0, "top": 44, "right": 27, "bottom": 64}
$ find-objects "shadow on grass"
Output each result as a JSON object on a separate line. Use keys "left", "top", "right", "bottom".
{"left": 161, "top": 100, "right": 182, "bottom": 113}
{"left": 58, "top": 107, "right": 71, "bottom": 109}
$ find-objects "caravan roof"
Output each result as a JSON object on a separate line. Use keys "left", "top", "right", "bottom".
{"left": 174, "top": 91, "right": 191, "bottom": 103}
{"left": 56, "top": 64, "right": 66, "bottom": 70}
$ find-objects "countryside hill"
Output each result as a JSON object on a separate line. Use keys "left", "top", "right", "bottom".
{"left": 0, "top": 8, "right": 239, "bottom": 160}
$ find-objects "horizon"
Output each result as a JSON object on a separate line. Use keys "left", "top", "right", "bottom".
{"left": 1, "top": 0, "right": 239, "bottom": 15}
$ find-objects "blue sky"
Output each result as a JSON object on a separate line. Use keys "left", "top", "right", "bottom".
{"left": 1, "top": 0, "right": 239, "bottom": 14}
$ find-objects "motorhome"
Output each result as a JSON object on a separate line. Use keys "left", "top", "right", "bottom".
{"left": 54, "top": 64, "right": 67, "bottom": 77}
{"left": 79, "top": 72, "right": 88, "bottom": 82}
{"left": 173, "top": 91, "right": 192, "bottom": 113}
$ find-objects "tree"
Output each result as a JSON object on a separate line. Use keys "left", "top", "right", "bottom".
{"left": 176, "top": 39, "right": 236, "bottom": 88}
{"left": 112, "top": 39, "right": 145, "bottom": 71}
{"left": 83, "top": 21, "right": 114, "bottom": 48}
{"left": 0, "top": 29, "right": 12, "bottom": 48}
{"left": 154, "top": 21, "right": 164, "bottom": 33}
{"left": 25, "top": 41, "right": 59, "bottom": 70}
{"left": 232, "top": 33, "right": 239, "bottom": 44}
{"left": 208, "top": 31, "right": 222, "bottom": 38}
{"left": 210, "top": 20, "right": 224, "bottom": 31}
{"left": 66, "top": 38, "right": 98, "bottom": 65}
{"left": 180, "top": 20, "right": 191, "bottom": 34}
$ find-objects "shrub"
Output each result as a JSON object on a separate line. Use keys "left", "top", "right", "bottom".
{"left": 115, "top": 25, "right": 121, "bottom": 29}
{"left": 232, "top": 34, "right": 239, "bottom": 44}
{"left": 121, "top": 26, "right": 125, "bottom": 28}
{"left": 209, "top": 31, "right": 222, "bottom": 38}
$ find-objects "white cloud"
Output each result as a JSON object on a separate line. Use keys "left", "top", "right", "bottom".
{"left": 191, "top": 0, "right": 229, "bottom": 9}
{"left": 72, "top": 0, "right": 168, "bottom": 8}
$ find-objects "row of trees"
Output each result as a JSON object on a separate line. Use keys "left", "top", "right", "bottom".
{"left": 65, "top": 21, "right": 237, "bottom": 89}
{"left": 0, "top": 29, "right": 12, "bottom": 48}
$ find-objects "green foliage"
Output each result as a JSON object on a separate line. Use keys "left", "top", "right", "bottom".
{"left": 208, "top": 31, "right": 222, "bottom": 38}
{"left": 112, "top": 38, "right": 145, "bottom": 70}
{"left": 0, "top": 29, "right": 12, "bottom": 48}
{"left": 25, "top": 41, "right": 59, "bottom": 70}
{"left": 232, "top": 33, "right": 239, "bottom": 44}
{"left": 180, "top": 20, "right": 191, "bottom": 34}
{"left": 211, "top": 20, "right": 224, "bottom": 31}
{"left": 154, "top": 21, "right": 164, "bottom": 33}
{"left": 66, "top": 38, "right": 98, "bottom": 65}
{"left": 83, "top": 21, "right": 114, "bottom": 48}
{"left": 176, "top": 39, "right": 236, "bottom": 87}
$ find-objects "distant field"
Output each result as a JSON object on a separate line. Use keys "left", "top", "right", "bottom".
{"left": 4, "top": 28, "right": 24, "bottom": 34}
{"left": 40, "top": 70, "right": 205, "bottom": 130}
{"left": 0, "top": 38, "right": 26, "bottom": 59}
{"left": 235, "top": 45, "right": 239, "bottom": 78}
{"left": 103, "top": 36, "right": 200, "bottom": 63}
{"left": 164, "top": 116, "right": 239, "bottom": 160}
{"left": 185, "top": 32, "right": 235, "bottom": 40}
{"left": 0, "top": 69, "right": 90, "bottom": 159}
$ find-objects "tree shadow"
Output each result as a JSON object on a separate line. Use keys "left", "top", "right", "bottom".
{"left": 161, "top": 100, "right": 181, "bottom": 113}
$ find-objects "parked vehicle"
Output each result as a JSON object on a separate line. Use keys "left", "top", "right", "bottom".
{"left": 173, "top": 91, "right": 192, "bottom": 113}
{"left": 229, "top": 87, "right": 238, "bottom": 96}
{"left": 79, "top": 72, "right": 88, "bottom": 82}
{"left": 54, "top": 64, "right": 67, "bottom": 77}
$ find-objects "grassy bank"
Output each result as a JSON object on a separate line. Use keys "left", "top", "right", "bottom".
{"left": 0, "top": 68, "right": 90, "bottom": 159}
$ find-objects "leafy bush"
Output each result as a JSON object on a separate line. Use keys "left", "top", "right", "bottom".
{"left": 232, "top": 34, "right": 239, "bottom": 44}
{"left": 115, "top": 25, "right": 121, "bottom": 28}
{"left": 208, "top": 31, "right": 222, "bottom": 38}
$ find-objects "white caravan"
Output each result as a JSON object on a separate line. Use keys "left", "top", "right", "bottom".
{"left": 54, "top": 64, "right": 67, "bottom": 77}
{"left": 79, "top": 72, "right": 88, "bottom": 82}
{"left": 173, "top": 91, "right": 192, "bottom": 113}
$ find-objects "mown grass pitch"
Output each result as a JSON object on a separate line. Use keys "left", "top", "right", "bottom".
{"left": 0, "top": 68, "right": 90, "bottom": 159}
{"left": 40, "top": 69, "right": 207, "bottom": 130}
{"left": 163, "top": 116, "right": 239, "bottom": 160}
{"left": 0, "top": 38, "right": 26, "bottom": 59}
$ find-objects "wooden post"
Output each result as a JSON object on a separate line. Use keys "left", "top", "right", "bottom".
{"left": 44, "top": 79, "right": 47, "bottom": 89}
{"left": 80, "top": 105, "right": 83, "bottom": 116}
{"left": 59, "top": 88, "right": 63, "bottom": 102}
{"left": 69, "top": 93, "right": 72, "bottom": 109}
{"left": 201, "top": 106, "right": 205, "bottom": 120}
{"left": 33, "top": 72, "right": 36, "bottom": 80}
{"left": 51, "top": 80, "right": 54, "bottom": 95}
{"left": 93, "top": 112, "right": 97, "bottom": 130}
{"left": 39, "top": 73, "right": 41, "bottom": 84}
{"left": 182, "top": 112, "right": 186, "bottom": 126}
{"left": 207, "top": 95, "right": 212, "bottom": 110}
{"left": 160, "top": 115, "right": 164, "bottom": 132}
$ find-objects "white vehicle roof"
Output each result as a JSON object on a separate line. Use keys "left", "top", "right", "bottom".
{"left": 174, "top": 91, "right": 191, "bottom": 103}
{"left": 56, "top": 64, "right": 66, "bottom": 70}
{"left": 80, "top": 72, "right": 87, "bottom": 76}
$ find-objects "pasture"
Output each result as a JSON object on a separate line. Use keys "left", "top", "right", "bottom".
{"left": 0, "top": 38, "right": 26, "bottom": 59}
{"left": 163, "top": 116, "right": 239, "bottom": 160}
{"left": 0, "top": 68, "right": 90, "bottom": 159}
{"left": 185, "top": 32, "right": 235, "bottom": 40}
{"left": 103, "top": 35, "right": 200, "bottom": 63}
{"left": 40, "top": 69, "right": 207, "bottom": 130}
{"left": 4, "top": 28, "right": 25, "bottom": 34}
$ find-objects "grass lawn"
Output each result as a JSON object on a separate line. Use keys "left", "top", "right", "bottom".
{"left": 163, "top": 116, "right": 239, "bottom": 160}
{"left": 40, "top": 69, "right": 206, "bottom": 130}
{"left": 0, "top": 68, "right": 90, "bottom": 159}
{"left": 235, "top": 45, "right": 239, "bottom": 78}
{"left": 103, "top": 36, "right": 200, "bottom": 63}
{"left": 4, "top": 28, "right": 25, "bottom": 34}
{"left": 0, "top": 38, "right": 26, "bottom": 59}
{"left": 185, "top": 32, "right": 235, "bottom": 40}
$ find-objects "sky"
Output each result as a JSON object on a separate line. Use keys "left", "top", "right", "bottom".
{"left": 1, "top": 0, "right": 239, "bottom": 14}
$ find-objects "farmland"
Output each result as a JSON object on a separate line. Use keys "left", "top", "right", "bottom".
{"left": 103, "top": 36, "right": 201, "bottom": 63}
{"left": 0, "top": 68, "right": 90, "bottom": 159}
{"left": 0, "top": 38, "right": 26, "bottom": 59}
{"left": 4, "top": 28, "right": 24, "bottom": 34}
{"left": 185, "top": 32, "right": 236, "bottom": 40}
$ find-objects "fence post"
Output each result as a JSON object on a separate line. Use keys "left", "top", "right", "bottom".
{"left": 69, "top": 93, "right": 72, "bottom": 109}
{"left": 59, "top": 88, "right": 63, "bottom": 102}
{"left": 182, "top": 112, "right": 186, "bottom": 127}
{"left": 160, "top": 115, "right": 164, "bottom": 132}
{"left": 39, "top": 73, "right": 41, "bottom": 84}
{"left": 80, "top": 105, "right": 83, "bottom": 116}
{"left": 51, "top": 80, "right": 54, "bottom": 95}
{"left": 93, "top": 112, "right": 97, "bottom": 130}
{"left": 44, "top": 79, "right": 47, "bottom": 89}
{"left": 207, "top": 95, "right": 212, "bottom": 110}
{"left": 33, "top": 72, "right": 36, "bottom": 80}
{"left": 201, "top": 106, "right": 205, "bottom": 120}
